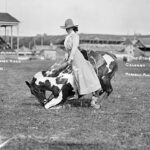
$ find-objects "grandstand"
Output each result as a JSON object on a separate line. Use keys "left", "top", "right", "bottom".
{"left": 0, "top": 13, "right": 20, "bottom": 51}
{"left": 0, "top": 13, "right": 20, "bottom": 60}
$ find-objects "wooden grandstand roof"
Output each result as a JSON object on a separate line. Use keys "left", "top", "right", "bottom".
{"left": 0, "top": 13, "right": 19, "bottom": 26}
{"left": 138, "top": 37, "right": 150, "bottom": 46}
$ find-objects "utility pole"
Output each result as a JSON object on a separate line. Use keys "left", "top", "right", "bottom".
{"left": 34, "top": 38, "right": 36, "bottom": 46}
{"left": 41, "top": 35, "right": 43, "bottom": 46}
{"left": 5, "top": 0, "right": 7, "bottom": 12}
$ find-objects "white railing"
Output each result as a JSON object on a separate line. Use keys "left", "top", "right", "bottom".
{"left": 125, "top": 72, "right": 150, "bottom": 77}
{"left": 125, "top": 63, "right": 146, "bottom": 67}
{"left": 0, "top": 60, "right": 21, "bottom": 63}
{"left": 133, "top": 56, "right": 150, "bottom": 61}
{"left": 0, "top": 67, "right": 4, "bottom": 70}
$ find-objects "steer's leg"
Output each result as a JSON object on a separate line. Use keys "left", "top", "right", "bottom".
{"left": 97, "top": 66, "right": 108, "bottom": 96}
{"left": 98, "top": 78, "right": 105, "bottom": 95}
{"left": 107, "top": 81, "right": 113, "bottom": 96}
{"left": 102, "top": 76, "right": 113, "bottom": 97}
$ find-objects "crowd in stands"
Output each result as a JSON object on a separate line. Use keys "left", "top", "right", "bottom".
{"left": 79, "top": 43, "right": 125, "bottom": 54}
{"left": 0, "top": 36, "right": 11, "bottom": 51}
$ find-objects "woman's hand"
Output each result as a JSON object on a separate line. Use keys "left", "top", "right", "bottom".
{"left": 67, "top": 59, "right": 72, "bottom": 65}
{"left": 65, "top": 53, "right": 69, "bottom": 61}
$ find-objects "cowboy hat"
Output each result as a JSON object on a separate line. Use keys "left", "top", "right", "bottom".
{"left": 60, "top": 19, "right": 78, "bottom": 29}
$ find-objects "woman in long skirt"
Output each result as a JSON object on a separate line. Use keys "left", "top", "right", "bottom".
{"left": 61, "top": 19, "right": 101, "bottom": 97}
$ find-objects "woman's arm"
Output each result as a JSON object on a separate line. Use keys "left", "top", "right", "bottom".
{"left": 68, "top": 34, "right": 79, "bottom": 63}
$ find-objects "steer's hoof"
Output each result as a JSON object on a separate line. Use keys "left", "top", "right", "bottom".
{"left": 91, "top": 103, "right": 100, "bottom": 109}
{"left": 67, "top": 95, "right": 78, "bottom": 100}
{"left": 91, "top": 97, "right": 100, "bottom": 109}
{"left": 43, "top": 99, "right": 47, "bottom": 104}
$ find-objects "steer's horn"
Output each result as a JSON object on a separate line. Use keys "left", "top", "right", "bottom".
{"left": 25, "top": 81, "right": 31, "bottom": 88}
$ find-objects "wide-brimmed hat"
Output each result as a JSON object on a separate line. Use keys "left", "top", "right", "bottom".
{"left": 60, "top": 19, "right": 78, "bottom": 29}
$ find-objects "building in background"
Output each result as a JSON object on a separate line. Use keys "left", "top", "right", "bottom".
{"left": 39, "top": 49, "right": 56, "bottom": 60}
{"left": 32, "top": 45, "right": 57, "bottom": 60}
{"left": 16, "top": 46, "right": 33, "bottom": 60}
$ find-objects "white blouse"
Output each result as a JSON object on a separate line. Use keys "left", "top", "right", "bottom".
{"left": 64, "top": 31, "right": 79, "bottom": 61}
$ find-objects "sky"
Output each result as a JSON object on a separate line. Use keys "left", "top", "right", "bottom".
{"left": 0, "top": 0, "right": 150, "bottom": 36}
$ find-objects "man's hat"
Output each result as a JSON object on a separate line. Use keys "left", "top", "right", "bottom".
{"left": 60, "top": 19, "right": 78, "bottom": 29}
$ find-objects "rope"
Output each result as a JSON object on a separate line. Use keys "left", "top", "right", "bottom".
{"left": 89, "top": 56, "right": 98, "bottom": 75}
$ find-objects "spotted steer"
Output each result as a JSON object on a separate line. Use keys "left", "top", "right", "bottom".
{"left": 26, "top": 50, "right": 118, "bottom": 109}
{"left": 26, "top": 62, "right": 78, "bottom": 109}
{"left": 80, "top": 49, "right": 118, "bottom": 96}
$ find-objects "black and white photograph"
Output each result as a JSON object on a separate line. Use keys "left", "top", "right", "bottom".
{"left": 0, "top": 0, "right": 150, "bottom": 149}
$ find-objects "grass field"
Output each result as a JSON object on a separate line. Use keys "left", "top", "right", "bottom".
{"left": 0, "top": 58, "right": 150, "bottom": 150}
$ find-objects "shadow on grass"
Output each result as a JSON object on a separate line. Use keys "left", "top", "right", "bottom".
{"left": 21, "top": 102, "right": 41, "bottom": 107}
{"left": 22, "top": 98, "right": 92, "bottom": 109}
{"left": 3, "top": 139, "right": 122, "bottom": 150}
{"left": 64, "top": 98, "right": 92, "bottom": 108}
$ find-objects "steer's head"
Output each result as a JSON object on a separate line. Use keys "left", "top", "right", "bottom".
{"left": 25, "top": 77, "right": 47, "bottom": 106}
{"left": 26, "top": 70, "right": 61, "bottom": 106}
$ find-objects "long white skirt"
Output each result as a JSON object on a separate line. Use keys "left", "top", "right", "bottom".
{"left": 72, "top": 49, "right": 101, "bottom": 95}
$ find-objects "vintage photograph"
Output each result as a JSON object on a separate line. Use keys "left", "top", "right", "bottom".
{"left": 0, "top": 0, "right": 150, "bottom": 149}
